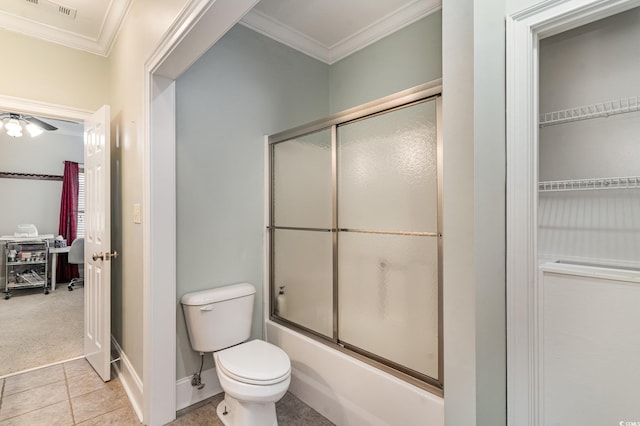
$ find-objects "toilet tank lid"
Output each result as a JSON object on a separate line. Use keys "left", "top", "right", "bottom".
{"left": 181, "top": 283, "right": 256, "bottom": 306}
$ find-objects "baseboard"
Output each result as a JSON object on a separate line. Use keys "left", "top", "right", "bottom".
{"left": 176, "top": 367, "right": 223, "bottom": 411}
{"left": 111, "top": 337, "right": 144, "bottom": 422}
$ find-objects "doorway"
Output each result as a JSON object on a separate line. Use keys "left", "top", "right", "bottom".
{"left": 0, "top": 96, "right": 91, "bottom": 378}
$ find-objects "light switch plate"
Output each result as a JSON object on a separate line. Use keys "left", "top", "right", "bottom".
{"left": 133, "top": 203, "right": 142, "bottom": 224}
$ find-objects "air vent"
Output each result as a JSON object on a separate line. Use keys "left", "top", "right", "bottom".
{"left": 57, "top": 5, "right": 75, "bottom": 18}
{"left": 47, "top": 1, "right": 77, "bottom": 19}
{"left": 24, "top": 0, "right": 39, "bottom": 5}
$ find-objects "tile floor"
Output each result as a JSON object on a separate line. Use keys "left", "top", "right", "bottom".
{"left": 0, "top": 359, "right": 333, "bottom": 425}
{"left": 0, "top": 358, "right": 138, "bottom": 425}
{"left": 170, "top": 392, "right": 334, "bottom": 426}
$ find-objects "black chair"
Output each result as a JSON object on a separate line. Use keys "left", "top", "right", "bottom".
{"left": 68, "top": 238, "right": 84, "bottom": 291}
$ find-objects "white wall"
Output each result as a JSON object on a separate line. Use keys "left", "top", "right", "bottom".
{"left": 442, "top": 0, "right": 506, "bottom": 424}
{"left": 0, "top": 129, "right": 83, "bottom": 236}
{"left": 107, "top": 0, "right": 191, "bottom": 377}
{"left": 538, "top": 8, "right": 640, "bottom": 265}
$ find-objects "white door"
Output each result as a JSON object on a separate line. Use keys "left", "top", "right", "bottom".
{"left": 84, "top": 105, "right": 112, "bottom": 381}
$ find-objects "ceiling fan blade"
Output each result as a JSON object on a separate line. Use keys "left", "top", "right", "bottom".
{"left": 23, "top": 116, "right": 58, "bottom": 131}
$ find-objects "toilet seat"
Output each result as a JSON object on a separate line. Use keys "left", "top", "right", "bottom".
{"left": 216, "top": 340, "right": 290, "bottom": 385}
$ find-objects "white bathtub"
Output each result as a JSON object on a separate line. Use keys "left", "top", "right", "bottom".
{"left": 265, "top": 320, "right": 444, "bottom": 426}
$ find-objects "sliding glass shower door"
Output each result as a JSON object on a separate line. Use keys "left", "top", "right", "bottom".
{"left": 337, "top": 100, "right": 439, "bottom": 379}
{"left": 269, "top": 86, "right": 442, "bottom": 386}
{"left": 271, "top": 129, "right": 333, "bottom": 337}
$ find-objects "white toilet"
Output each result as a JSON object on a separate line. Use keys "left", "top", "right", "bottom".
{"left": 181, "top": 283, "right": 291, "bottom": 426}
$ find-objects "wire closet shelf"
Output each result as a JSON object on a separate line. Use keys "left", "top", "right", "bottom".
{"left": 539, "top": 176, "right": 640, "bottom": 192}
{"left": 539, "top": 96, "right": 640, "bottom": 127}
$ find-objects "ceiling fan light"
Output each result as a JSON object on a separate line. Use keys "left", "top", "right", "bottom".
{"left": 26, "top": 123, "right": 44, "bottom": 137}
{"left": 5, "top": 119, "right": 23, "bottom": 137}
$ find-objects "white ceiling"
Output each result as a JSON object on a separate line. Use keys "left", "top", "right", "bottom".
{"left": 241, "top": 0, "right": 441, "bottom": 64}
{"left": 0, "top": 0, "right": 131, "bottom": 56}
{"left": 0, "top": 0, "right": 440, "bottom": 62}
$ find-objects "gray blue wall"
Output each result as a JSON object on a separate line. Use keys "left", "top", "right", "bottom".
{"left": 329, "top": 11, "right": 442, "bottom": 113}
{"left": 175, "top": 24, "right": 330, "bottom": 377}
{"left": 175, "top": 13, "right": 442, "bottom": 379}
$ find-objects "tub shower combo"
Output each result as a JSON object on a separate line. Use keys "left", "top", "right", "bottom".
{"left": 267, "top": 83, "right": 443, "bottom": 390}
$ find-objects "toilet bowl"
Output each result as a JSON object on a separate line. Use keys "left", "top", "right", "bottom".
{"left": 214, "top": 340, "right": 291, "bottom": 426}
{"left": 181, "top": 283, "right": 291, "bottom": 426}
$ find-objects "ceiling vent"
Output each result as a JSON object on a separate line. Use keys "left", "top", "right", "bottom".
{"left": 25, "top": 0, "right": 77, "bottom": 19}
{"left": 49, "top": 1, "right": 77, "bottom": 19}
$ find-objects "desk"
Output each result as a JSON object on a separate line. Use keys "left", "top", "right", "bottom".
{"left": 49, "top": 246, "right": 70, "bottom": 291}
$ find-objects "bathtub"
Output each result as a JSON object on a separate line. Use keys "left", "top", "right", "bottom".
{"left": 265, "top": 320, "right": 444, "bottom": 426}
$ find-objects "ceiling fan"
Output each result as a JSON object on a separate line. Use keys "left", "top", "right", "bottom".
{"left": 0, "top": 112, "right": 58, "bottom": 138}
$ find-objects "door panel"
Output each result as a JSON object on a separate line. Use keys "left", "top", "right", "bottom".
{"left": 84, "top": 105, "right": 111, "bottom": 381}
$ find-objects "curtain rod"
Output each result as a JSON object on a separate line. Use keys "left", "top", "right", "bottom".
{"left": 0, "top": 171, "right": 63, "bottom": 181}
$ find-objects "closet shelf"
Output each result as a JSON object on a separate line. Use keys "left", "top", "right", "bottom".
{"left": 539, "top": 96, "right": 640, "bottom": 127}
{"left": 539, "top": 176, "right": 640, "bottom": 192}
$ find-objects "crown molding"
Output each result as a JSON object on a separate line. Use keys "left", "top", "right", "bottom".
{"left": 239, "top": 9, "right": 329, "bottom": 63}
{"left": 0, "top": 0, "right": 132, "bottom": 57}
{"left": 99, "top": 0, "right": 133, "bottom": 57}
{"left": 329, "top": 0, "right": 441, "bottom": 64}
{"left": 0, "top": 94, "right": 92, "bottom": 121}
{"left": 239, "top": 0, "right": 441, "bottom": 65}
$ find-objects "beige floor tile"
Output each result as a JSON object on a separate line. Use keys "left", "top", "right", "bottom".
{"left": 62, "top": 359, "right": 93, "bottom": 379}
{"left": 76, "top": 406, "right": 141, "bottom": 425}
{"left": 66, "top": 372, "right": 109, "bottom": 398}
{"left": 70, "top": 384, "right": 127, "bottom": 424}
{"left": 0, "top": 400, "right": 72, "bottom": 426}
{"left": 0, "top": 381, "right": 68, "bottom": 421}
{"left": 3, "top": 365, "right": 65, "bottom": 397}
{"left": 170, "top": 402, "right": 221, "bottom": 426}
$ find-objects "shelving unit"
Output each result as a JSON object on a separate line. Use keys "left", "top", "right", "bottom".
{"left": 539, "top": 176, "right": 640, "bottom": 192}
{"left": 3, "top": 240, "right": 49, "bottom": 299}
{"left": 539, "top": 95, "right": 640, "bottom": 127}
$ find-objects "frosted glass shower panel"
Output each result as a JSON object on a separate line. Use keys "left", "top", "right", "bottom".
{"left": 273, "top": 129, "right": 332, "bottom": 229}
{"left": 338, "top": 232, "right": 439, "bottom": 379}
{"left": 338, "top": 100, "right": 438, "bottom": 232}
{"left": 273, "top": 229, "right": 333, "bottom": 337}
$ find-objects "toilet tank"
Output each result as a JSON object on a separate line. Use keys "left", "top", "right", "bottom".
{"left": 181, "top": 283, "right": 256, "bottom": 353}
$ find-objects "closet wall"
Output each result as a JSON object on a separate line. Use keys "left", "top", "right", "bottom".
{"left": 538, "top": 7, "right": 640, "bottom": 265}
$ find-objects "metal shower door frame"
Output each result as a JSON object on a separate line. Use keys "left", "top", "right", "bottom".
{"left": 267, "top": 79, "right": 443, "bottom": 392}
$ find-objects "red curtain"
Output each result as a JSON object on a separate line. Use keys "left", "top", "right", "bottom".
{"left": 58, "top": 161, "right": 79, "bottom": 283}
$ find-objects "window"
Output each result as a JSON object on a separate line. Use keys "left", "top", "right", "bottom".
{"left": 77, "top": 168, "right": 85, "bottom": 239}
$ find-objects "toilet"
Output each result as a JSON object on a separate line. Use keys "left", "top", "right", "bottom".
{"left": 181, "top": 283, "right": 291, "bottom": 426}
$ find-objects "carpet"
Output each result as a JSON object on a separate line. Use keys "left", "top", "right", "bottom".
{"left": 0, "top": 286, "right": 83, "bottom": 377}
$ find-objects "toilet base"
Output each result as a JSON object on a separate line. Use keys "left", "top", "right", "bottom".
{"left": 216, "top": 395, "right": 278, "bottom": 426}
